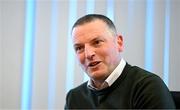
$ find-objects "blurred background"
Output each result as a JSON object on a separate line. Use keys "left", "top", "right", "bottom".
{"left": 0, "top": 0, "right": 180, "bottom": 109}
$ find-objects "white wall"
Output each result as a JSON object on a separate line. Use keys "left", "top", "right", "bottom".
{"left": 169, "top": 0, "right": 180, "bottom": 90}
{"left": 0, "top": 1, "right": 2, "bottom": 108}
{"left": 0, "top": 0, "right": 180, "bottom": 109}
{"left": 1, "top": 1, "right": 25, "bottom": 109}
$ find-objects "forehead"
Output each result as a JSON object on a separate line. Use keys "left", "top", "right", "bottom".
{"left": 72, "top": 20, "right": 111, "bottom": 43}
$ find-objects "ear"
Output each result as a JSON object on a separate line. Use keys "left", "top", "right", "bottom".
{"left": 116, "top": 35, "right": 124, "bottom": 52}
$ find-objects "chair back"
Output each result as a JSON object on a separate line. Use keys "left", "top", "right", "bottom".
{"left": 171, "top": 91, "right": 180, "bottom": 108}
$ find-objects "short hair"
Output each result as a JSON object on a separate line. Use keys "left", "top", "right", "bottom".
{"left": 72, "top": 14, "right": 117, "bottom": 36}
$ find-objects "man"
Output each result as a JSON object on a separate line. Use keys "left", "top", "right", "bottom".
{"left": 65, "top": 14, "right": 175, "bottom": 109}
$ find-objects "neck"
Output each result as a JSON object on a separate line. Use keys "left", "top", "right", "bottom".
{"left": 92, "top": 79, "right": 104, "bottom": 89}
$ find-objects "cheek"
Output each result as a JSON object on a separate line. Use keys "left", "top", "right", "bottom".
{"left": 102, "top": 46, "right": 118, "bottom": 62}
{"left": 77, "top": 53, "right": 85, "bottom": 65}
{"left": 98, "top": 48, "right": 112, "bottom": 61}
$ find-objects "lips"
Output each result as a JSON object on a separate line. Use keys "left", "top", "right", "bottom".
{"left": 88, "top": 61, "right": 101, "bottom": 67}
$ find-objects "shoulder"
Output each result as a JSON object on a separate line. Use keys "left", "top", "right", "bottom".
{"left": 124, "top": 64, "right": 167, "bottom": 91}
{"left": 126, "top": 64, "right": 161, "bottom": 82}
{"left": 65, "top": 81, "right": 89, "bottom": 108}
{"left": 66, "top": 81, "right": 88, "bottom": 97}
{"left": 125, "top": 65, "right": 175, "bottom": 108}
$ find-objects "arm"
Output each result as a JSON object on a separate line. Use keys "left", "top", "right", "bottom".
{"left": 64, "top": 90, "right": 72, "bottom": 109}
{"left": 132, "top": 75, "right": 175, "bottom": 109}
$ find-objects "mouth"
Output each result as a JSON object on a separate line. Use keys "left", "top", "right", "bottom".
{"left": 88, "top": 61, "right": 101, "bottom": 68}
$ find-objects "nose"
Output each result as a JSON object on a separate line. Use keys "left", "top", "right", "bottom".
{"left": 84, "top": 45, "right": 95, "bottom": 60}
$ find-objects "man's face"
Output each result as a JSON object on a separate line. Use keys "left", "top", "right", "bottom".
{"left": 72, "top": 20, "right": 123, "bottom": 82}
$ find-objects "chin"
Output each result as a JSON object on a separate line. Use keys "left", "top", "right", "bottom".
{"left": 89, "top": 71, "right": 107, "bottom": 81}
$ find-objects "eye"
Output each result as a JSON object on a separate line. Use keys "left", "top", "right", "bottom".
{"left": 75, "top": 46, "right": 84, "bottom": 53}
{"left": 93, "top": 40, "right": 103, "bottom": 46}
{"left": 95, "top": 40, "right": 100, "bottom": 44}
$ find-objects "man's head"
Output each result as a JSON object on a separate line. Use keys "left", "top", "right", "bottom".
{"left": 71, "top": 14, "right": 124, "bottom": 83}
{"left": 72, "top": 14, "right": 117, "bottom": 37}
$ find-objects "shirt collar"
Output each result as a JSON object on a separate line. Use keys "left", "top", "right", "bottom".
{"left": 87, "top": 58, "right": 126, "bottom": 90}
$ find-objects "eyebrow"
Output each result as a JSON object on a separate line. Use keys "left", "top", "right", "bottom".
{"left": 91, "top": 37, "right": 101, "bottom": 42}
{"left": 73, "top": 36, "right": 105, "bottom": 47}
{"left": 73, "top": 43, "right": 82, "bottom": 48}
{"left": 90, "top": 36, "right": 106, "bottom": 43}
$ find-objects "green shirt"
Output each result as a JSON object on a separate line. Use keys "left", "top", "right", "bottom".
{"left": 65, "top": 63, "right": 175, "bottom": 109}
